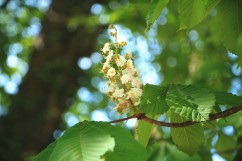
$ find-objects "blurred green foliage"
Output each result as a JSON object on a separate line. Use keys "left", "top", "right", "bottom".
{"left": 0, "top": 0, "right": 242, "bottom": 160}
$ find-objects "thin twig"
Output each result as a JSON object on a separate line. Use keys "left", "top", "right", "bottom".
{"left": 109, "top": 113, "right": 144, "bottom": 123}
{"left": 109, "top": 104, "right": 242, "bottom": 128}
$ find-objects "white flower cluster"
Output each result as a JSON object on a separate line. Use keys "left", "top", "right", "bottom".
{"left": 101, "top": 26, "right": 143, "bottom": 114}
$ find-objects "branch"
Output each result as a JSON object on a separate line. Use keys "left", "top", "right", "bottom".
{"left": 109, "top": 113, "right": 144, "bottom": 123}
{"left": 109, "top": 104, "right": 242, "bottom": 128}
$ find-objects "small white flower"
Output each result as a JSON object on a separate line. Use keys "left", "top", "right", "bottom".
{"left": 115, "top": 104, "right": 126, "bottom": 114}
{"left": 102, "top": 61, "right": 109, "bottom": 73}
{"left": 106, "top": 50, "right": 114, "bottom": 62}
{"left": 133, "top": 68, "right": 139, "bottom": 75}
{"left": 124, "top": 51, "right": 132, "bottom": 59}
{"left": 122, "top": 68, "right": 134, "bottom": 76}
{"left": 119, "top": 41, "right": 127, "bottom": 47}
{"left": 127, "top": 90, "right": 135, "bottom": 99}
{"left": 122, "top": 69, "right": 128, "bottom": 75}
{"left": 115, "top": 99, "right": 129, "bottom": 114}
{"left": 131, "top": 77, "right": 142, "bottom": 88}
{"left": 116, "top": 55, "right": 126, "bottom": 67}
{"left": 102, "top": 43, "right": 110, "bottom": 53}
{"left": 107, "top": 82, "right": 118, "bottom": 93}
{"left": 134, "top": 88, "right": 142, "bottom": 98}
{"left": 134, "top": 99, "right": 141, "bottom": 106}
{"left": 118, "top": 98, "right": 128, "bottom": 104}
{"left": 101, "top": 31, "right": 144, "bottom": 113}
{"left": 126, "top": 59, "right": 133, "bottom": 69}
{"left": 113, "top": 88, "right": 124, "bottom": 98}
{"left": 107, "top": 67, "right": 116, "bottom": 76}
{"left": 127, "top": 88, "right": 142, "bottom": 99}
{"left": 121, "top": 74, "right": 131, "bottom": 84}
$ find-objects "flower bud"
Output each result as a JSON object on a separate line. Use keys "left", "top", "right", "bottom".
{"left": 109, "top": 24, "right": 115, "bottom": 29}
{"left": 119, "top": 41, "right": 127, "bottom": 47}
{"left": 107, "top": 67, "right": 116, "bottom": 77}
{"left": 110, "top": 32, "right": 117, "bottom": 37}
{"left": 102, "top": 43, "right": 110, "bottom": 53}
{"left": 124, "top": 51, "right": 132, "bottom": 59}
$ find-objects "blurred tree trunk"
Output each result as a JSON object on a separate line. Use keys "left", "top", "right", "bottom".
{"left": 234, "top": 136, "right": 242, "bottom": 161}
{"left": 0, "top": 0, "right": 107, "bottom": 160}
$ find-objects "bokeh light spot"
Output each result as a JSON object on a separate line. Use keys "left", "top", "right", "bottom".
{"left": 91, "top": 52, "right": 102, "bottom": 63}
{"left": 4, "top": 81, "right": 18, "bottom": 94}
{"left": 91, "top": 3, "right": 103, "bottom": 15}
{"left": 91, "top": 110, "right": 110, "bottom": 121}
{"left": 78, "top": 57, "right": 92, "bottom": 70}
{"left": 189, "top": 30, "right": 198, "bottom": 41}
{"left": 77, "top": 87, "right": 92, "bottom": 102}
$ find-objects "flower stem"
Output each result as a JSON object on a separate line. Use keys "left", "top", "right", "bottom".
{"left": 113, "top": 26, "right": 118, "bottom": 55}
{"left": 113, "top": 26, "right": 136, "bottom": 114}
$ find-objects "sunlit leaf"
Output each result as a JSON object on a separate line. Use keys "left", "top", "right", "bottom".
{"left": 171, "top": 112, "right": 205, "bottom": 155}
{"left": 146, "top": 0, "right": 170, "bottom": 31}
{"left": 136, "top": 114, "right": 158, "bottom": 147}
{"left": 178, "top": 0, "right": 206, "bottom": 29}
{"left": 204, "top": 0, "right": 221, "bottom": 13}
{"left": 136, "top": 120, "right": 154, "bottom": 147}
{"left": 166, "top": 84, "right": 215, "bottom": 121}
{"left": 139, "top": 84, "right": 169, "bottom": 115}
{"left": 103, "top": 123, "right": 148, "bottom": 161}
{"left": 216, "top": 0, "right": 242, "bottom": 54}
{"left": 33, "top": 121, "right": 147, "bottom": 161}
{"left": 179, "top": 0, "right": 220, "bottom": 29}
{"left": 214, "top": 92, "right": 242, "bottom": 107}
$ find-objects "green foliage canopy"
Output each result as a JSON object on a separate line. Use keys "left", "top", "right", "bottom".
{"left": 33, "top": 0, "right": 242, "bottom": 160}
{"left": 0, "top": 0, "right": 241, "bottom": 161}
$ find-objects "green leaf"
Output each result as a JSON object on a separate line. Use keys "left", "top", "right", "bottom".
{"left": 139, "top": 84, "right": 169, "bottom": 115}
{"left": 178, "top": 0, "right": 220, "bottom": 29}
{"left": 214, "top": 132, "right": 237, "bottom": 161}
{"left": 146, "top": 0, "right": 170, "bottom": 31}
{"left": 33, "top": 122, "right": 114, "bottom": 161}
{"left": 171, "top": 112, "right": 205, "bottom": 155}
{"left": 136, "top": 120, "right": 154, "bottom": 147}
{"left": 214, "top": 92, "right": 242, "bottom": 107}
{"left": 136, "top": 114, "right": 158, "bottom": 147}
{"left": 103, "top": 123, "right": 148, "bottom": 161}
{"left": 216, "top": 0, "right": 242, "bottom": 53}
{"left": 178, "top": 0, "right": 206, "bottom": 29}
{"left": 198, "top": 147, "right": 213, "bottom": 161}
{"left": 148, "top": 142, "right": 202, "bottom": 161}
{"left": 203, "top": 121, "right": 217, "bottom": 134}
{"left": 204, "top": 0, "right": 221, "bottom": 13}
{"left": 166, "top": 85, "right": 215, "bottom": 121}
{"left": 33, "top": 121, "right": 147, "bottom": 161}
{"left": 220, "top": 111, "right": 242, "bottom": 131}
{"left": 165, "top": 143, "right": 202, "bottom": 161}
{"left": 236, "top": 34, "right": 242, "bottom": 65}
{"left": 147, "top": 142, "right": 167, "bottom": 161}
